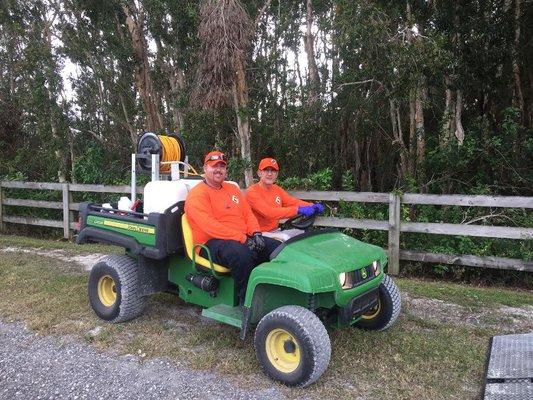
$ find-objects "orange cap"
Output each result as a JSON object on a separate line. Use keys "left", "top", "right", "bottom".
{"left": 204, "top": 151, "right": 227, "bottom": 167}
{"left": 258, "top": 157, "right": 279, "bottom": 171}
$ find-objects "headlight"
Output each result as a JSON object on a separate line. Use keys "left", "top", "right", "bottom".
{"left": 372, "top": 260, "right": 381, "bottom": 276}
{"left": 339, "top": 272, "right": 355, "bottom": 289}
{"left": 339, "top": 272, "right": 347, "bottom": 286}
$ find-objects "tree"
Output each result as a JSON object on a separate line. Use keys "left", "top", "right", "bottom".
{"left": 122, "top": 0, "right": 163, "bottom": 132}
{"left": 194, "top": 0, "right": 255, "bottom": 185}
{"left": 0, "top": 0, "right": 529, "bottom": 196}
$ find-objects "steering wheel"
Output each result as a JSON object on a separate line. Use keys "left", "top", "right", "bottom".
{"left": 280, "top": 213, "right": 316, "bottom": 231}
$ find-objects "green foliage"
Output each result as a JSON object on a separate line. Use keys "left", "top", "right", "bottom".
{"left": 226, "top": 156, "right": 251, "bottom": 185}
{"left": 341, "top": 170, "right": 354, "bottom": 191}
{"left": 1, "top": 0, "right": 531, "bottom": 286}
{"left": 72, "top": 145, "right": 106, "bottom": 184}
{"left": 278, "top": 168, "right": 333, "bottom": 191}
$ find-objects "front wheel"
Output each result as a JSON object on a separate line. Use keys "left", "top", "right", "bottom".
{"left": 354, "top": 274, "right": 401, "bottom": 331}
{"left": 88, "top": 255, "right": 145, "bottom": 323}
{"left": 254, "top": 305, "right": 331, "bottom": 387}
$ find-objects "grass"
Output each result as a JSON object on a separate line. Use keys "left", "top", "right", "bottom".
{"left": 0, "top": 234, "right": 531, "bottom": 399}
{"left": 396, "top": 277, "right": 533, "bottom": 308}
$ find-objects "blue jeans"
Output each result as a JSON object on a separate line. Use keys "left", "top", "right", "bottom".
{"left": 201, "top": 237, "right": 280, "bottom": 304}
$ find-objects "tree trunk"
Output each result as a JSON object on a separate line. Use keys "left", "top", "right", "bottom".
{"left": 406, "top": 2, "right": 426, "bottom": 183}
{"left": 415, "top": 81, "right": 426, "bottom": 179}
{"left": 390, "top": 99, "right": 408, "bottom": 181}
{"left": 455, "top": 90, "right": 464, "bottom": 145}
{"left": 354, "top": 137, "right": 362, "bottom": 190}
{"left": 451, "top": 2, "right": 464, "bottom": 146}
{"left": 340, "top": 113, "right": 349, "bottom": 173}
{"left": 512, "top": 0, "right": 524, "bottom": 122}
{"left": 293, "top": 45, "right": 304, "bottom": 100}
{"left": 232, "top": 58, "right": 254, "bottom": 186}
{"left": 122, "top": 3, "right": 163, "bottom": 132}
{"left": 527, "top": 68, "right": 533, "bottom": 128}
{"left": 43, "top": 11, "right": 68, "bottom": 182}
{"left": 331, "top": 3, "right": 340, "bottom": 100}
{"left": 304, "top": 0, "right": 320, "bottom": 105}
{"left": 169, "top": 68, "right": 186, "bottom": 132}
{"left": 155, "top": 38, "right": 186, "bottom": 133}
{"left": 365, "top": 136, "right": 373, "bottom": 191}
{"left": 442, "top": 75, "right": 455, "bottom": 144}
{"left": 119, "top": 93, "right": 137, "bottom": 146}
{"left": 68, "top": 127, "right": 76, "bottom": 183}
{"left": 396, "top": 105, "right": 412, "bottom": 177}
{"left": 409, "top": 93, "right": 416, "bottom": 158}
{"left": 406, "top": 3, "right": 417, "bottom": 164}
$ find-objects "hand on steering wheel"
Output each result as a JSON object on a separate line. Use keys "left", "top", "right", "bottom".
{"left": 280, "top": 212, "right": 316, "bottom": 231}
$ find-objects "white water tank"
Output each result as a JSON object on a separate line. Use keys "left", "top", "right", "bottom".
{"left": 143, "top": 179, "right": 203, "bottom": 214}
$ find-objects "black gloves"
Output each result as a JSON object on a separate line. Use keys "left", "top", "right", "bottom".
{"left": 253, "top": 232, "right": 265, "bottom": 252}
{"left": 246, "top": 232, "right": 265, "bottom": 253}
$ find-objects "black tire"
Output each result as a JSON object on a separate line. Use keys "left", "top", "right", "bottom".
{"left": 254, "top": 305, "right": 331, "bottom": 387}
{"left": 354, "top": 274, "right": 401, "bottom": 331}
{"left": 88, "top": 255, "right": 145, "bottom": 323}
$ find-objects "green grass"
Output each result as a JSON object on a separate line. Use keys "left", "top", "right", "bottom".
{"left": 0, "top": 237, "right": 531, "bottom": 399}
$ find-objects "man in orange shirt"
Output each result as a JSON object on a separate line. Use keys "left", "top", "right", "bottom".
{"left": 246, "top": 157, "right": 324, "bottom": 238}
{"left": 184, "top": 151, "right": 279, "bottom": 304}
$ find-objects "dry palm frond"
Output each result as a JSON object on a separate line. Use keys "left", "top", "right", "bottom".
{"left": 193, "top": 0, "right": 254, "bottom": 108}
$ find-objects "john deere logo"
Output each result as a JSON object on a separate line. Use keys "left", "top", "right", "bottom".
{"left": 361, "top": 269, "right": 368, "bottom": 279}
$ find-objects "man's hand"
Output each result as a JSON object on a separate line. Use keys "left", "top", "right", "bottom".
{"left": 313, "top": 203, "right": 325, "bottom": 214}
{"left": 297, "top": 205, "right": 315, "bottom": 217}
{"left": 246, "top": 232, "right": 265, "bottom": 252}
{"left": 252, "top": 232, "right": 265, "bottom": 252}
{"left": 245, "top": 236, "right": 255, "bottom": 252}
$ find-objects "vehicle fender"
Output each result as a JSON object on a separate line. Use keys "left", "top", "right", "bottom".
{"left": 244, "top": 260, "right": 336, "bottom": 308}
{"left": 77, "top": 227, "right": 142, "bottom": 254}
{"left": 77, "top": 227, "right": 167, "bottom": 260}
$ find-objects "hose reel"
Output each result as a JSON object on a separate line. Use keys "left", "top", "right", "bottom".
{"left": 136, "top": 132, "right": 187, "bottom": 173}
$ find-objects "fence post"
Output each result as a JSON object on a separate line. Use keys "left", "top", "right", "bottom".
{"left": 62, "top": 182, "right": 71, "bottom": 240}
{"left": 387, "top": 193, "right": 401, "bottom": 275}
{"left": 0, "top": 182, "right": 4, "bottom": 231}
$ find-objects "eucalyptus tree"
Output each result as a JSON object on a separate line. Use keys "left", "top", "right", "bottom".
{"left": 0, "top": 0, "right": 529, "bottom": 195}
{"left": 0, "top": 0, "right": 70, "bottom": 181}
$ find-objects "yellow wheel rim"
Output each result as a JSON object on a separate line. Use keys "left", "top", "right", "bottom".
{"left": 97, "top": 275, "right": 117, "bottom": 307}
{"left": 265, "top": 328, "right": 301, "bottom": 373}
{"left": 361, "top": 298, "right": 381, "bottom": 320}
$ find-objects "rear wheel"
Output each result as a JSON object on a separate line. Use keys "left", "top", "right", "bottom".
{"left": 354, "top": 274, "right": 401, "bottom": 331}
{"left": 254, "top": 305, "right": 331, "bottom": 387}
{"left": 88, "top": 255, "right": 145, "bottom": 323}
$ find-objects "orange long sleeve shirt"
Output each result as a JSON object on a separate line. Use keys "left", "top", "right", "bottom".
{"left": 246, "top": 183, "right": 312, "bottom": 231}
{"left": 184, "top": 181, "right": 260, "bottom": 245}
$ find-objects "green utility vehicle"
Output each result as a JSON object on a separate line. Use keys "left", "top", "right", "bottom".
{"left": 77, "top": 134, "right": 401, "bottom": 387}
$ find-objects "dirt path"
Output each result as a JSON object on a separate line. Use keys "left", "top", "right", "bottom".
{"left": 0, "top": 320, "right": 286, "bottom": 400}
{"left": 0, "top": 246, "right": 105, "bottom": 271}
{"left": 402, "top": 292, "right": 533, "bottom": 332}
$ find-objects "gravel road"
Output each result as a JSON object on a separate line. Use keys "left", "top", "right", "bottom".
{"left": 0, "top": 320, "right": 286, "bottom": 400}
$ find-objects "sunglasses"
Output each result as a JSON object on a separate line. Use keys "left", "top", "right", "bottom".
{"left": 206, "top": 154, "right": 227, "bottom": 162}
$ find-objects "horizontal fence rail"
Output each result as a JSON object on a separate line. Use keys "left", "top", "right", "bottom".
{"left": 1, "top": 181, "right": 532, "bottom": 274}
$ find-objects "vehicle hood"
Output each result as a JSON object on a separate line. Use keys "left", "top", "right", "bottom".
{"left": 273, "top": 230, "right": 386, "bottom": 271}
{"left": 255, "top": 230, "right": 386, "bottom": 293}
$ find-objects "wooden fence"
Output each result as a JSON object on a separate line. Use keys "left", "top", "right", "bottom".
{"left": 1, "top": 180, "right": 532, "bottom": 275}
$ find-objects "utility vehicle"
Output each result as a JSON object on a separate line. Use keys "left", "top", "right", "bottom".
{"left": 76, "top": 133, "right": 401, "bottom": 387}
